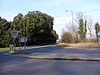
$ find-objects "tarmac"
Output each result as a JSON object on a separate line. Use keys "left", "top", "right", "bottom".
{"left": 1, "top": 45, "right": 100, "bottom": 61}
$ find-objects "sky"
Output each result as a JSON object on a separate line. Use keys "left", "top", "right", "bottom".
{"left": 1, "top": 0, "right": 100, "bottom": 38}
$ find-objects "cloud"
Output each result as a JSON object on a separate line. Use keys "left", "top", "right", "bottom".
{"left": 53, "top": 17, "right": 72, "bottom": 38}
{"left": 10, "top": 13, "right": 20, "bottom": 21}
{"left": 40, "top": 0, "right": 81, "bottom": 7}
{"left": 54, "top": 17, "right": 71, "bottom": 25}
{"left": 38, "top": 0, "right": 64, "bottom": 7}
{"left": 2, "top": 0, "right": 65, "bottom": 8}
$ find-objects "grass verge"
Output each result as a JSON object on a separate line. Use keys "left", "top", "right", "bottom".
{"left": 56, "top": 43, "right": 100, "bottom": 48}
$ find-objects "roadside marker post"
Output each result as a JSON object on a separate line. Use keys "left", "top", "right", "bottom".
{"left": 9, "top": 30, "right": 20, "bottom": 53}
{"left": 9, "top": 44, "right": 14, "bottom": 53}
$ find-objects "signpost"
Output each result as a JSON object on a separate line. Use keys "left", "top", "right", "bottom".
{"left": 98, "top": 32, "right": 100, "bottom": 36}
{"left": 19, "top": 36, "right": 27, "bottom": 49}
{"left": 10, "top": 31, "right": 20, "bottom": 39}
{"left": 9, "top": 30, "right": 20, "bottom": 53}
{"left": 19, "top": 37, "right": 27, "bottom": 43}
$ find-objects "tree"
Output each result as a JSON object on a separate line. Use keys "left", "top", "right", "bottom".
{"left": 0, "top": 17, "right": 12, "bottom": 47}
{"left": 0, "top": 11, "right": 58, "bottom": 47}
{"left": 84, "top": 20, "right": 87, "bottom": 38}
{"left": 13, "top": 11, "right": 58, "bottom": 45}
{"left": 95, "top": 22, "right": 100, "bottom": 42}
{"left": 67, "top": 24, "right": 79, "bottom": 43}
{"left": 60, "top": 32, "right": 73, "bottom": 43}
{"left": 78, "top": 19, "right": 85, "bottom": 40}
{"left": 87, "top": 17, "right": 94, "bottom": 38}
{"left": 76, "top": 12, "right": 87, "bottom": 41}
{"left": 13, "top": 13, "right": 23, "bottom": 30}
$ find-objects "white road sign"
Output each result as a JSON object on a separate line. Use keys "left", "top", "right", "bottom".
{"left": 19, "top": 37, "right": 27, "bottom": 42}
{"left": 10, "top": 31, "right": 20, "bottom": 39}
{"left": 98, "top": 32, "right": 100, "bottom": 37}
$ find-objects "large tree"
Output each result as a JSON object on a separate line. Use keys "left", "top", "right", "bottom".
{"left": 0, "top": 17, "right": 11, "bottom": 47}
{"left": 95, "top": 22, "right": 100, "bottom": 42}
{"left": 13, "top": 11, "right": 58, "bottom": 45}
{"left": 76, "top": 12, "right": 87, "bottom": 41}
{"left": 0, "top": 11, "right": 58, "bottom": 47}
{"left": 67, "top": 24, "right": 79, "bottom": 43}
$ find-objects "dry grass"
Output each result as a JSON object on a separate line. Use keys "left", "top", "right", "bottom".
{"left": 56, "top": 43, "right": 100, "bottom": 48}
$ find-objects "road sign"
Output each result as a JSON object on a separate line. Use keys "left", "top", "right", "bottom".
{"left": 10, "top": 31, "right": 20, "bottom": 39}
{"left": 98, "top": 32, "right": 100, "bottom": 37}
{"left": 19, "top": 37, "right": 27, "bottom": 42}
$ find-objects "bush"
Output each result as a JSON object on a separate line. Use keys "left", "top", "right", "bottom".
{"left": 60, "top": 32, "right": 73, "bottom": 43}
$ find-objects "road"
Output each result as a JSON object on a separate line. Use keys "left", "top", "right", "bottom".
{"left": 0, "top": 46, "right": 100, "bottom": 75}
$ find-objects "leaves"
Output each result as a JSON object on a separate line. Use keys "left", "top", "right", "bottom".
{"left": 0, "top": 17, "right": 12, "bottom": 47}
{"left": 95, "top": 22, "right": 100, "bottom": 42}
{"left": 60, "top": 32, "right": 73, "bottom": 43}
{"left": 78, "top": 19, "right": 87, "bottom": 41}
{"left": 0, "top": 11, "right": 58, "bottom": 47}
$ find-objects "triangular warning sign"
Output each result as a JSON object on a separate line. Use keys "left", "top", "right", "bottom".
{"left": 10, "top": 31, "right": 20, "bottom": 39}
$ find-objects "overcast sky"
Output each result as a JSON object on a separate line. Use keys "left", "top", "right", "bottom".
{"left": 1, "top": 0, "right": 100, "bottom": 38}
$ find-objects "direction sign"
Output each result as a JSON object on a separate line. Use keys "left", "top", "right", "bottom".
{"left": 98, "top": 32, "right": 100, "bottom": 41}
{"left": 19, "top": 37, "right": 27, "bottom": 42}
{"left": 98, "top": 32, "right": 100, "bottom": 37}
{"left": 10, "top": 31, "right": 20, "bottom": 39}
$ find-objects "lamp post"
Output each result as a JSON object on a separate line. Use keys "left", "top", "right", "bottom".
{"left": 65, "top": 10, "right": 74, "bottom": 26}
{"left": 65, "top": 10, "right": 76, "bottom": 43}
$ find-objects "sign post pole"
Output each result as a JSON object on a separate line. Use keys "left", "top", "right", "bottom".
{"left": 9, "top": 30, "right": 20, "bottom": 53}
{"left": 13, "top": 38, "right": 16, "bottom": 51}
{"left": 19, "top": 36, "right": 27, "bottom": 50}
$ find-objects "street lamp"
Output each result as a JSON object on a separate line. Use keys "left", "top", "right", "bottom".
{"left": 65, "top": 10, "right": 74, "bottom": 26}
{"left": 65, "top": 10, "right": 75, "bottom": 43}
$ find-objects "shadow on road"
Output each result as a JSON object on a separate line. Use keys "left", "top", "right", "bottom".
{"left": 0, "top": 46, "right": 64, "bottom": 63}
{"left": 1, "top": 46, "right": 100, "bottom": 63}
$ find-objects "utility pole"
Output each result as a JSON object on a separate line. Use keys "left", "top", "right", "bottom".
{"left": 65, "top": 10, "right": 75, "bottom": 42}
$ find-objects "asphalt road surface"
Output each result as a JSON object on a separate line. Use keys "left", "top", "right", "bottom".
{"left": 0, "top": 46, "right": 100, "bottom": 75}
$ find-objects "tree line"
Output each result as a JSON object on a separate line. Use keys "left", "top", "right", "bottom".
{"left": 0, "top": 11, "right": 58, "bottom": 47}
{"left": 60, "top": 12, "right": 100, "bottom": 43}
